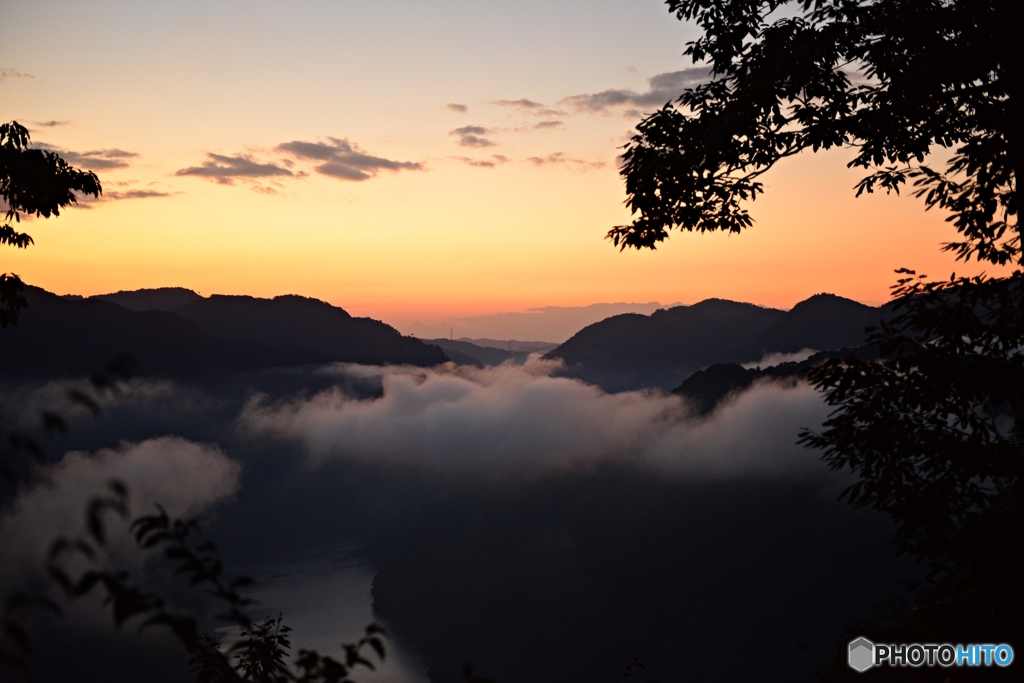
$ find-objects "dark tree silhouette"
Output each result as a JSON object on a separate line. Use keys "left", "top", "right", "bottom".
{"left": 614, "top": 1, "right": 1021, "bottom": 677}
{"left": 611, "top": 0, "right": 1019, "bottom": 264}
{"left": 1, "top": 121, "right": 101, "bottom": 327}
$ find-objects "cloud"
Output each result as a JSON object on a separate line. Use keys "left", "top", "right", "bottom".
{"left": 176, "top": 153, "right": 294, "bottom": 185}
{"left": 0, "top": 68, "right": 33, "bottom": 81}
{"left": 453, "top": 154, "right": 509, "bottom": 169}
{"left": 177, "top": 137, "right": 422, "bottom": 188}
{"left": 402, "top": 301, "right": 675, "bottom": 342}
{"left": 37, "top": 144, "right": 139, "bottom": 171}
{"left": 106, "top": 189, "right": 172, "bottom": 200}
{"left": 73, "top": 187, "right": 174, "bottom": 209}
{"left": 240, "top": 360, "right": 828, "bottom": 477}
{"left": 446, "top": 103, "right": 468, "bottom": 113}
{"left": 560, "top": 67, "right": 711, "bottom": 114}
{"left": 493, "top": 98, "right": 544, "bottom": 109}
{"left": 533, "top": 120, "right": 563, "bottom": 129}
{"left": 276, "top": 137, "right": 423, "bottom": 181}
{"left": 525, "top": 152, "right": 605, "bottom": 170}
{"left": 742, "top": 348, "right": 819, "bottom": 370}
{"left": 492, "top": 99, "right": 566, "bottom": 117}
{"left": 34, "top": 120, "right": 69, "bottom": 128}
{"left": 450, "top": 125, "right": 496, "bottom": 148}
{"left": 0, "top": 437, "right": 240, "bottom": 587}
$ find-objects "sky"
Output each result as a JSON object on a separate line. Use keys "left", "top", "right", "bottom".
{"left": 0, "top": 0, "right": 1003, "bottom": 333}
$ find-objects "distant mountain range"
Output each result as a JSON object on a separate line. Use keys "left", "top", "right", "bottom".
{"left": 403, "top": 302, "right": 677, "bottom": 343}
{"left": 545, "top": 293, "right": 892, "bottom": 392}
{"left": 423, "top": 339, "right": 530, "bottom": 367}
{"left": 0, "top": 287, "right": 447, "bottom": 381}
{"left": 421, "top": 338, "right": 559, "bottom": 367}
{"left": 1, "top": 286, "right": 891, "bottom": 394}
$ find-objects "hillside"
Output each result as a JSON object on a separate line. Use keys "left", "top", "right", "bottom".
{"left": 744, "top": 293, "right": 890, "bottom": 356}
{"left": 424, "top": 339, "right": 530, "bottom": 367}
{"left": 672, "top": 346, "right": 882, "bottom": 415}
{"left": 546, "top": 299, "right": 786, "bottom": 391}
{"left": 0, "top": 287, "right": 325, "bottom": 380}
{"left": 93, "top": 287, "right": 203, "bottom": 311}
{"left": 546, "top": 294, "right": 889, "bottom": 392}
{"left": 1, "top": 287, "right": 449, "bottom": 382}
{"left": 173, "top": 294, "right": 447, "bottom": 367}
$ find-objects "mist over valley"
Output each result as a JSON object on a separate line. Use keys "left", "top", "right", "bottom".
{"left": 0, "top": 285, "right": 915, "bottom": 683}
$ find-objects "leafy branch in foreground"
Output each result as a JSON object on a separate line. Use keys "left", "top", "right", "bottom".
{"left": 801, "top": 270, "right": 1023, "bottom": 567}
{"left": 1, "top": 121, "right": 102, "bottom": 327}
{"left": 0, "top": 357, "right": 133, "bottom": 678}
{"left": 612, "top": 0, "right": 1019, "bottom": 264}
{"left": 612, "top": 2, "right": 1022, "bottom": 677}
{"left": 40, "top": 493, "right": 386, "bottom": 683}
{"left": 1, "top": 357, "right": 384, "bottom": 682}
{"left": 801, "top": 270, "right": 1024, "bottom": 677}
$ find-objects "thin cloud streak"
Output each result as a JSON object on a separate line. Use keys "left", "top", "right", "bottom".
{"left": 453, "top": 154, "right": 509, "bottom": 168}
{"left": 526, "top": 152, "right": 605, "bottom": 171}
{"left": 492, "top": 99, "right": 566, "bottom": 117}
{"left": 561, "top": 68, "right": 711, "bottom": 114}
{"left": 74, "top": 187, "right": 175, "bottom": 208}
{"left": 38, "top": 144, "right": 138, "bottom": 171}
{"left": 0, "top": 68, "right": 33, "bottom": 81}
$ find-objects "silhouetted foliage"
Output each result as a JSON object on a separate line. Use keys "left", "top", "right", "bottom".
{"left": 802, "top": 271, "right": 1023, "bottom": 566}
{"left": 1, "top": 121, "right": 101, "bottom": 327}
{"left": 4, "top": 461, "right": 386, "bottom": 682}
{"left": 618, "top": 656, "right": 646, "bottom": 681}
{"left": 43, "top": 491, "right": 386, "bottom": 683}
{"left": 800, "top": 272, "right": 1023, "bottom": 678}
{"left": 0, "top": 357, "right": 133, "bottom": 678}
{"left": 1, "top": 355, "right": 385, "bottom": 682}
{"left": 612, "top": 0, "right": 1019, "bottom": 263}
{"left": 615, "top": 0, "right": 1022, "bottom": 674}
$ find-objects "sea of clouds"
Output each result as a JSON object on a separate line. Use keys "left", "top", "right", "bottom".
{"left": 240, "top": 358, "right": 830, "bottom": 476}
{"left": 1, "top": 360, "right": 898, "bottom": 683}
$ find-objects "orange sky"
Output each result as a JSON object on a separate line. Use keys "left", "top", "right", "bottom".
{"left": 1, "top": 0, "right": 1006, "bottom": 332}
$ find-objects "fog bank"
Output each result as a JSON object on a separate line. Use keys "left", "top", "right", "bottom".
{"left": 241, "top": 360, "right": 829, "bottom": 476}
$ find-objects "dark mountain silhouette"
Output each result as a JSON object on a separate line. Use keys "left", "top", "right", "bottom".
{"left": 0, "top": 287, "right": 325, "bottom": 380}
{"left": 545, "top": 299, "right": 785, "bottom": 392}
{"left": 744, "top": 293, "right": 890, "bottom": 357}
{"left": 0, "top": 287, "right": 448, "bottom": 381}
{"left": 546, "top": 294, "right": 890, "bottom": 392}
{"left": 464, "top": 338, "right": 559, "bottom": 354}
{"left": 425, "top": 338, "right": 530, "bottom": 367}
{"left": 673, "top": 346, "right": 882, "bottom": 415}
{"left": 93, "top": 287, "right": 203, "bottom": 311}
{"left": 173, "top": 294, "right": 447, "bottom": 367}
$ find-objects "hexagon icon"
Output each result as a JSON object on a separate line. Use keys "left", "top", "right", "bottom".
{"left": 848, "top": 637, "right": 875, "bottom": 672}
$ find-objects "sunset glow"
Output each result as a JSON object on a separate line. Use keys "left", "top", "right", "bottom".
{"left": 1, "top": 0, "right": 1004, "bottom": 332}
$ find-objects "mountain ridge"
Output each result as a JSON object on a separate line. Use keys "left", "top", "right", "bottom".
{"left": 0, "top": 286, "right": 448, "bottom": 381}
{"left": 545, "top": 293, "right": 892, "bottom": 392}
